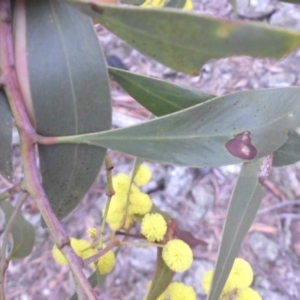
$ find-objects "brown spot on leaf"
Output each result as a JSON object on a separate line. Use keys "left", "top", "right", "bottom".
{"left": 90, "top": 3, "right": 103, "bottom": 14}
{"left": 225, "top": 131, "right": 257, "bottom": 160}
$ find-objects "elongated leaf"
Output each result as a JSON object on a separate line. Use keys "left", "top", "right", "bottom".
{"left": 146, "top": 248, "right": 175, "bottom": 300}
{"left": 121, "top": 0, "right": 145, "bottom": 5}
{"left": 0, "top": 201, "right": 35, "bottom": 259}
{"left": 278, "top": 0, "right": 300, "bottom": 3}
{"left": 0, "top": 90, "right": 13, "bottom": 181}
{"left": 67, "top": 2, "right": 300, "bottom": 74}
{"left": 109, "top": 69, "right": 300, "bottom": 167}
{"left": 108, "top": 67, "right": 215, "bottom": 116}
{"left": 25, "top": 0, "right": 111, "bottom": 222}
{"left": 208, "top": 160, "right": 263, "bottom": 300}
{"left": 58, "top": 87, "right": 300, "bottom": 168}
{"left": 273, "top": 130, "right": 300, "bottom": 167}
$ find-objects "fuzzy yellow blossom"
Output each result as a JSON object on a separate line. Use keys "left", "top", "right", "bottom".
{"left": 141, "top": 213, "right": 167, "bottom": 242}
{"left": 202, "top": 258, "right": 258, "bottom": 299}
{"left": 87, "top": 227, "right": 98, "bottom": 238}
{"left": 52, "top": 238, "right": 92, "bottom": 265}
{"left": 103, "top": 196, "right": 125, "bottom": 230}
{"left": 112, "top": 173, "right": 131, "bottom": 194}
{"left": 129, "top": 192, "right": 153, "bottom": 215}
{"left": 134, "top": 164, "right": 152, "bottom": 186}
{"left": 226, "top": 258, "right": 253, "bottom": 290}
{"left": 95, "top": 244, "right": 116, "bottom": 274}
{"left": 141, "top": 0, "right": 166, "bottom": 7}
{"left": 124, "top": 213, "right": 134, "bottom": 229}
{"left": 162, "top": 239, "right": 193, "bottom": 272}
{"left": 105, "top": 170, "right": 153, "bottom": 230}
{"left": 183, "top": 0, "right": 193, "bottom": 10}
{"left": 236, "top": 287, "right": 262, "bottom": 300}
{"left": 168, "top": 282, "right": 196, "bottom": 300}
{"left": 202, "top": 270, "right": 213, "bottom": 294}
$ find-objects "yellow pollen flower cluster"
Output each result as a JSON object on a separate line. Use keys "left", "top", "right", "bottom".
{"left": 133, "top": 164, "right": 152, "bottom": 187}
{"left": 52, "top": 238, "right": 116, "bottom": 275}
{"left": 144, "top": 281, "right": 196, "bottom": 300}
{"left": 202, "top": 258, "right": 262, "bottom": 300}
{"left": 141, "top": 213, "right": 167, "bottom": 242}
{"left": 104, "top": 165, "right": 153, "bottom": 230}
{"left": 52, "top": 238, "right": 92, "bottom": 265}
{"left": 87, "top": 227, "right": 97, "bottom": 238}
{"left": 141, "top": 0, "right": 193, "bottom": 10}
{"left": 162, "top": 239, "right": 193, "bottom": 272}
{"left": 94, "top": 244, "right": 116, "bottom": 275}
{"left": 141, "top": 0, "right": 166, "bottom": 8}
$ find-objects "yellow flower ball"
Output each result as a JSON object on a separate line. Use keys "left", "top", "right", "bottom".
{"left": 129, "top": 192, "right": 153, "bottom": 215}
{"left": 104, "top": 197, "right": 125, "bottom": 230}
{"left": 183, "top": 0, "right": 193, "bottom": 10}
{"left": 236, "top": 288, "right": 262, "bottom": 300}
{"left": 124, "top": 213, "right": 134, "bottom": 229}
{"left": 87, "top": 227, "right": 97, "bottom": 238}
{"left": 141, "top": 0, "right": 166, "bottom": 8}
{"left": 134, "top": 164, "right": 152, "bottom": 186}
{"left": 52, "top": 238, "right": 92, "bottom": 265}
{"left": 168, "top": 282, "right": 196, "bottom": 300}
{"left": 81, "top": 245, "right": 97, "bottom": 262}
{"left": 95, "top": 245, "right": 116, "bottom": 274}
{"left": 227, "top": 258, "right": 253, "bottom": 290}
{"left": 162, "top": 239, "right": 193, "bottom": 272}
{"left": 202, "top": 270, "right": 213, "bottom": 294}
{"left": 112, "top": 173, "right": 131, "bottom": 194}
{"left": 141, "top": 213, "right": 167, "bottom": 242}
{"left": 106, "top": 211, "right": 124, "bottom": 231}
{"left": 201, "top": 258, "right": 254, "bottom": 296}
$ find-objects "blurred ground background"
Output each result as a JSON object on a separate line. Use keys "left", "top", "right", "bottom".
{"left": 2, "top": 0, "right": 300, "bottom": 299}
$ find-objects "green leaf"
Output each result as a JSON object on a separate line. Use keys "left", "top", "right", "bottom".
{"left": 108, "top": 67, "right": 215, "bottom": 116}
{"left": 207, "top": 160, "right": 263, "bottom": 300}
{"left": 164, "top": 0, "right": 186, "bottom": 9}
{"left": 120, "top": 0, "right": 145, "bottom": 5}
{"left": 67, "top": 2, "right": 300, "bottom": 74}
{"left": 0, "top": 90, "right": 13, "bottom": 181}
{"left": 146, "top": 248, "right": 175, "bottom": 300}
{"left": 0, "top": 201, "right": 35, "bottom": 259}
{"left": 58, "top": 87, "right": 300, "bottom": 168}
{"left": 278, "top": 0, "right": 300, "bottom": 3}
{"left": 109, "top": 68, "right": 300, "bottom": 168}
{"left": 26, "top": 0, "right": 111, "bottom": 222}
{"left": 273, "top": 130, "right": 300, "bottom": 167}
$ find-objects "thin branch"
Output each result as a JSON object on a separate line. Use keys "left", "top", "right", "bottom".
{"left": 0, "top": 184, "right": 22, "bottom": 202}
{"left": 99, "top": 155, "right": 115, "bottom": 249}
{"left": 83, "top": 240, "right": 119, "bottom": 267}
{"left": 0, "top": 192, "right": 28, "bottom": 300}
{"left": 0, "top": 2, "right": 96, "bottom": 299}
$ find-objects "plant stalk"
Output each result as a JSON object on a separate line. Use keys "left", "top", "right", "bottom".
{"left": 99, "top": 155, "right": 115, "bottom": 249}
{"left": 0, "top": 2, "right": 97, "bottom": 299}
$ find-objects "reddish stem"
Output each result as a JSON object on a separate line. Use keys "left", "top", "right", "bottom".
{"left": 0, "top": 1, "right": 97, "bottom": 299}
